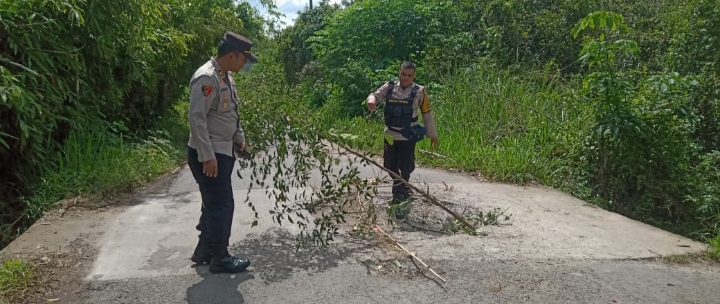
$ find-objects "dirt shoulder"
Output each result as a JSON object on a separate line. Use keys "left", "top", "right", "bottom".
{"left": 0, "top": 169, "right": 182, "bottom": 304}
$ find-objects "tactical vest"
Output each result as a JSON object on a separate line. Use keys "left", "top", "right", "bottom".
{"left": 384, "top": 81, "right": 419, "bottom": 131}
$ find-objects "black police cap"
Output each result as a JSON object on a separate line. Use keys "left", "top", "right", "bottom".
{"left": 220, "top": 31, "right": 258, "bottom": 63}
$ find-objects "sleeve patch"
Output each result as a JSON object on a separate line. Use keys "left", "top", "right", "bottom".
{"left": 201, "top": 84, "right": 213, "bottom": 97}
{"left": 420, "top": 89, "right": 432, "bottom": 113}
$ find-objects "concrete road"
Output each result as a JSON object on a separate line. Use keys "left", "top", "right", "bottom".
{"left": 3, "top": 147, "right": 719, "bottom": 304}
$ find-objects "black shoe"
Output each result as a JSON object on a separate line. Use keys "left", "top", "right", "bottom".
{"left": 394, "top": 208, "right": 407, "bottom": 220}
{"left": 191, "top": 252, "right": 211, "bottom": 265}
{"left": 209, "top": 255, "right": 251, "bottom": 274}
{"left": 393, "top": 192, "right": 410, "bottom": 202}
{"left": 190, "top": 239, "right": 211, "bottom": 265}
{"left": 388, "top": 200, "right": 408, "bottom": 220}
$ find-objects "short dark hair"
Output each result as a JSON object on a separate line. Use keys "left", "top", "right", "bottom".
{"left": 400, "top": 61, "right": 416, "bottom": 70}
{"left": 217, "top": 43, "right": 236, "bottom": 57}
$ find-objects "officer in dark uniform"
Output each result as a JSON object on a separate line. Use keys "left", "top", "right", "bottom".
{"left": 186, "top": 31, "right": 258, "bottom": 274}
{"left": 366, "top": 61, "right": 439, "bottom": 219}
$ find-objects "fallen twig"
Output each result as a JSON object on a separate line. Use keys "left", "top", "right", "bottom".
{"left": 335, "top": 143, "right": 477, "bottom": 231}
{"left": 402, "top": 221, "right": 448, "bottom": 235}
{"left": 419, "top": 149, "right": 448, "bottom": 159}
{"left": 59, "top": 197, "right": 79, "bottom": 218}
{"left": 409, "top": 256, "right": 448, "bottom": 292}
{"left": 374, "top": 224, "right": 446, "bottom": 283}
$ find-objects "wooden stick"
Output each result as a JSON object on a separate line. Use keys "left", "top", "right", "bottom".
{"left": 374, "top": 224, "right": 447, "bottom": 283}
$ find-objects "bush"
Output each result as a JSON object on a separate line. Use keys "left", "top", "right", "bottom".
{"left": 566, "top": 11, "right": 720, "bottom": 238}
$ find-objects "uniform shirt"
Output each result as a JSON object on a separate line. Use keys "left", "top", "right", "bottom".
{"left": 187, "top": 58, "right": 246, "bottom": 162}
{"left": 369, "top": 81, "right": 438, "bottom": 141}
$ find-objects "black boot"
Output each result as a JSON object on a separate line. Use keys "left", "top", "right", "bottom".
{"left": 392, "top": 205, "right": 407, "bottom": 220}
{"left": 190, "top": 237, "right": 211, "bottom": 265}
{"left": 190, "top": 242, "right": 212, "bottom": 265}
{"left": 390, "top": 193, "right": 409, "bottom": 220}
{"left": 192, "top": 209, "right": 211, "bottom": 264}
{"left": 209, "top": 255, "right": 251, "bottom": 274}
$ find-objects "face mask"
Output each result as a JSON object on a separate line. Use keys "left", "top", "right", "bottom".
{"left": 241, "top": 62, "right": 254, "bottom": 73}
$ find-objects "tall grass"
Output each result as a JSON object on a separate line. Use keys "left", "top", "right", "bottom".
{"left": 25, "top": 129, "right": 178, "bottom": 214}
{"left": 318, "top": 65, "right": 591, "bottom": 184}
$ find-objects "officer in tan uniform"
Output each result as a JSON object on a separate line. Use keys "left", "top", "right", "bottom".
{"left": 366, "top": 61, "right": 438, "bottom": 219}
{"left": 186, "top": 31, "right": 257, "bottom": 274}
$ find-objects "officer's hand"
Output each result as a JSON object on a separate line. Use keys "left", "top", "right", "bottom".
{"left": 430, "top": 137, "right": 438, "bottom": 149}
{"left": 234, "top": 142, "right": 246, "bottom": 157}
{"left": 367, "top": 99, "right": 376, "bottom": 112}
{"left": 203, "top": 159, "right": 218, "bottom": 177}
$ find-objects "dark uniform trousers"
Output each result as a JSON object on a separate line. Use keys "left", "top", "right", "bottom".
{"left": 383, "top": 138, "right": 416, "bottom": 201}
{"left": 187, "top": 146, "right": 235, "bottom": 258}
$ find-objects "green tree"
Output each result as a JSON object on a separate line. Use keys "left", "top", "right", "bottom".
{"left": 310, "top": 0, "right": 438, "bottom": 115}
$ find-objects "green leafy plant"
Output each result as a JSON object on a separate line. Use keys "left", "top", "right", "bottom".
{"left": 0, "top": 259, "right": 35, "bottom": 299}
{"left": 707, "top": 232, "right": 720, "bottom": 261}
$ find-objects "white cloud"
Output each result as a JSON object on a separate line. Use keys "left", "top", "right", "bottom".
{"left": 245, "top": 0, "right": 343, "bottom": 28}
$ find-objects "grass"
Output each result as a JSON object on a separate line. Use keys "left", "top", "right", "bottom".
{"left": 707, "top": 233, "right": 720, "bottom": 261}
{"left": 22, "top": 101, "right": 189, "bottom": 220}
{"left": 0, "top": 259, "right": 35, "bottom": 302}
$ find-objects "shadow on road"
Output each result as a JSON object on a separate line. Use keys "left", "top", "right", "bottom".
{"left": 229, "top": 228, "right": 372, "bottom": 283}
{"left": 186, "top": 267, "right": 255, "bottom": 304}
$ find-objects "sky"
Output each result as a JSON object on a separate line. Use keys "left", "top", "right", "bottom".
{"left": 244, "top": 0, "right": 343, "bottom": 28}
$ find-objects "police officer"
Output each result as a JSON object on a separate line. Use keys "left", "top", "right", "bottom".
{"left": 366, "top": 61, "right": 438, "bottom": 219}
{"left": 186, "top": 31, "right": 258, "bottom": 274}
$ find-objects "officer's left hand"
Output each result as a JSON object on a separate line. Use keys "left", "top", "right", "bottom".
{"left": 234, "top": 142, "right": 247, "bottom": 158}
{"left": 430, "top": 137, "right": 438, "bottom": 149}
{"left": 234, "top": 141, "right": 246, "bottom": 151}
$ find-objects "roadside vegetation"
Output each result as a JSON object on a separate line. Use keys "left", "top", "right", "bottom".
{"left": 0, "top": 0, "right": 273, "bottom": 249}
{"left": 276, "top": 0, "right": 720, "bottom": 249}
{"left": 1, "top": 0, "right": 720, "bottom": 299}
